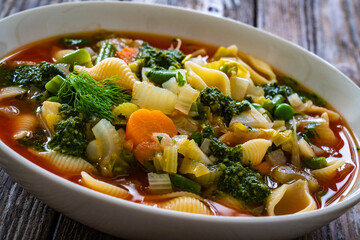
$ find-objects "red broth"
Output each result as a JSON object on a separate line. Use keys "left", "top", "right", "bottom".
{"left": 0, "top": 32, "right": 358, "bottom": 216}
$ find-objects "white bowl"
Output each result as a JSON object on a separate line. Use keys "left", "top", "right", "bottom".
{"left": 0, "top": 2, "right": 359, "bottom": 240}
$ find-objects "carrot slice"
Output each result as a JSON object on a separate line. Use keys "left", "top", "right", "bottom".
{"left": 117, "top": 47, "right": 139, "bottom": 64}
{"left": 126, "top": 109, "right": 177, "bottom": 147}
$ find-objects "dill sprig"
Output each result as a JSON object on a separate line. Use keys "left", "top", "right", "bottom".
{"left": 57, "top": 73, "right": 131, "bottom": 121}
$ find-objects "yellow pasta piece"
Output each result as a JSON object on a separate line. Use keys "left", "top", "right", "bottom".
{"left": 241, "top": 139, "right": 272, "bottom": 166}
{"left": 306, "top": 101, "right": 340, "bottom": 122}
{"left": 311, "top": 158, "right": 345, "bottom": 182}
{"left": 212, "top": 45, "right": 238, "bottom": 60}
{"left": 156, "top": 196, "right": 213, "bottom": 215}
{"left": 266, "top": 180, "right": 316, "bottom": 216}
{"left": 184, "top": 61, "right": 231, "bottom": 95}
{"left": 31, "top": 150, "right": 95, "bottom": 174}
{"left": 203, "top": 58, "right": 250, "bottom": 79}
{"left": 144, "top": 191, "right": 203, "bottom": 202}
{"left": 12, "top": 114, "right": 38, "bottom": 140}
{"left": 81, "top": 171, "right": 130, "bottom": 199}
{"left": 75, "top": 57, "right": 138, "bottom": 90}
{"left": 132, "top": 82, "right": 177, "bottom": 115}
{"left": 53, "top": 49, "right": 74, "bottom": 61}
{"left": 312, "top": 113, "right": 338, "bottom": 146}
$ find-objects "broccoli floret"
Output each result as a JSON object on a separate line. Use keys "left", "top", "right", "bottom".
{"left": 48, "top": 116, "right": 88, "bottom": 157}
{"left": 217, "top": 160, "right": 271, "bottom": 205}
{"left": 199, "top": 87, "right": 250, "bottom": 124}
{"left": 263, "top": 83, "right": 294, "bottom": 99}
{"left": 0, "top": 64, "right": 15, "bottom": 87}
{"left": 202, "top": 125, "right": 243, "bottom": 162}
{"left": 136, "top": 42, "right": 185, "bottom": 70}
{"left": 17, "top": 127, "right": 48, "bottom": 151}
{"left": 202, "top": 125, "right": 215, "bottom": 139}
{"left": 10, "top": 62, "right": 65, "bottom": 89}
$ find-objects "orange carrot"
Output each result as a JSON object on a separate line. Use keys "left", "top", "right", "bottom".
{"left": 253, "top": 161, "right": 272, "bottom": 175}
{"left": 117, "top": 47, "right": 139, "bottom": 64}
{"left": 126, "top": 109, "right": 177, "bottom": 147}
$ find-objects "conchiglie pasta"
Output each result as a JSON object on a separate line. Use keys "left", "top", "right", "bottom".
{"left": 266, "top": 180, "right": 316, "bottom": 216}
{"left": 12, "top": 114, "right": 38, "bottom": 140}
{"left": 311, "top": 158, "right": 345, "bottom": 182}
{"left": 74, "top": 57, "right": 138, "bottom": 90}
{"left": 32, "top": 150, "right": 95, "bottom": 174}
{"left": 156, "top": 196, "right": 213, "bottom": 215}
{"left": 241, "top": 139, "right": 272, "bottom": 166}
{"left": 81, "top": 171, "right": 130, "bottom": 199}
{"left": 312, "top": 113, "right": 338, "bottom": 147}
{"left": 184, "top": 61, "right": 231, "bottom": 95}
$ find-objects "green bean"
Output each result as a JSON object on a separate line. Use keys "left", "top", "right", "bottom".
{"left": 169, "top": 174, "right": 201, "bottom": 194}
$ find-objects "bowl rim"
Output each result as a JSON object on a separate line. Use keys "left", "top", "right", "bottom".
{"left": 0, "top": 1, "right": 360, "bottom": 224}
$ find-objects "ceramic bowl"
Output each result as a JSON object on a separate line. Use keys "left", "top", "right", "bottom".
{"left": 0, "top": 2, "right": 359, "bottom": 240}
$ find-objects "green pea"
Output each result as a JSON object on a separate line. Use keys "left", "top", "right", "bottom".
{"left": 274, "top": 103, "right": 294, "bottom": 121}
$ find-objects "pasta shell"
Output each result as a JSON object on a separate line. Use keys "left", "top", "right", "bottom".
{"left": 266, "top": 180, "right": 316, "bottom": 216}
{"left": 40, "top": 101, "right": 62, "bottom": 133}
{"left": 32, "top": 150, "right": 95, "bottom": 174}
{"left": 13, "top": 114, "right": 38, "bottom": 140}
{"left": 75, "top": 57, "right": 138, "bottom": 90}
{"left": 144, "top": 191, "right": 203, "bottom": 202}
{"left": 184, "top": 61, "right": 231, "bottom": 95}
{"left": 0, "top": 87, "right": 26, "bottom": 102}
{"left": 156, "top": 196, "right": 213, "bottom": 215}
{"left": 81, "top": 171, "right": 130, "bottom": 199}
{"left": 53, "top": 49, "right": 74, "bottom": 61}
{"left": 132, "top": 82, "right": 177, "bottom": 115}
{"left": 312, "top": 113, "right": 338, "bottom": 147}
{"left": 241, "top": 139, "right": 272, "bottom": 166}
{"left": 311, "top": 158, "right": 345, "bottom": 182}
{"left": 306, "top": 101, "right": 340, "bottom": 122}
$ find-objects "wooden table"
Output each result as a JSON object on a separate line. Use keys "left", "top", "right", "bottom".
{"left": 0, "top": 0, "right": 359, "bottom": 239}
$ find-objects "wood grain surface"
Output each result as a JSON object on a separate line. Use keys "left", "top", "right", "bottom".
{"left": 0, "top": 0, "right": 359, "bottom": 239}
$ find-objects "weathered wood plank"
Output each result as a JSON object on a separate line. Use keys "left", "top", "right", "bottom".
{"left": 0, "top": 169, "right": 57, "bottom": 240}
{"left": 0, "top": 0, "right": 359, "bottom": 240}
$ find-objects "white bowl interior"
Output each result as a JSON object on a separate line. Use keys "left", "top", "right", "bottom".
{"left": 0, "top": 2, "right": 360, "bottom": 240}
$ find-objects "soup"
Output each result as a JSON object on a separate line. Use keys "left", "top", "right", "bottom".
{"left": 0, "top": 31, "right": 357, "bottom": 216}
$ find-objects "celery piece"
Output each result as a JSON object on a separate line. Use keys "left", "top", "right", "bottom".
{"left": 95, "top": 42, "right": 117, "bottom": 65}
{"left": 57, "top": 49, "right": 93, "bottom": 67}
{"left": 169, "top": 174, "right": 201, "bottom": 195}
{"left": 45, "top": 75, "right": 66, "bottom": 95}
